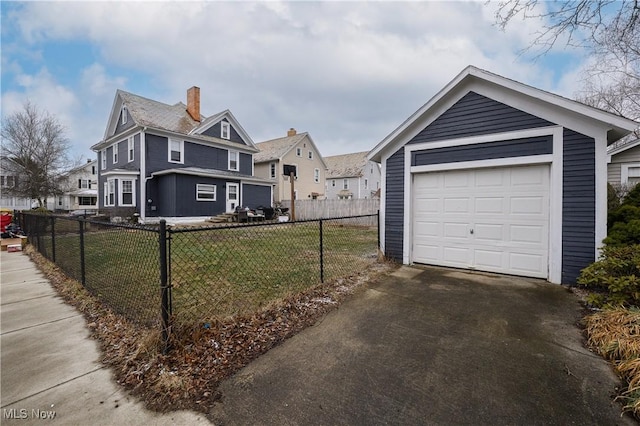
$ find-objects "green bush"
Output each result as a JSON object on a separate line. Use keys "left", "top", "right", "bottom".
{"left": 605, "top": 220, "right": 640, "bottom": 246}
{"left": 578, "top": 245, "right": 640, "bottom": 307}
{"left": 608, "top": 183, "right": 622, "bottom": 213}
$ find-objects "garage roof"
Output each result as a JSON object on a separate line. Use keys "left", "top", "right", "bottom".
{"left": 369, "top": 66, "right": 638, "bottom": 163}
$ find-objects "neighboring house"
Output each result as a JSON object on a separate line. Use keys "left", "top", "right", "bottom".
{"left": 254, "top": 129, "right": 328, "bottom": 202}
{"left": 48, "top": 160, "right": 99, "bottom": 212}
{"left": 369, "top": 65, "right": 637, "bottom": 285}
{"left": 607, "top": 138, "right": 640, "bottom": 189}
{"left": 324, "top": 151, "right": 381, "bottom": 199}
{"left": 0, "top": 156, "right": 35, "bottom": 210}
{"left": 91, "top": 86, "right": 271, "bottom": 223}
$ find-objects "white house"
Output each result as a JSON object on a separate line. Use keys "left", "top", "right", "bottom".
{"left": 49, "top": 160, "right": 99, "bottom": 212}
{"left": 607, "top": 138, "right": 640, "bottom": 189}
{"left": 324, "top": 152, "right": 381, "bottom": 199}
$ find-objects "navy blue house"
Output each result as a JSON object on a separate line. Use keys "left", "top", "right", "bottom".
{"left": 369, "top": 66, "right": 637, "bottom": 284}
{"left": 91, "top": 87, "right": 271, "bottom": 223}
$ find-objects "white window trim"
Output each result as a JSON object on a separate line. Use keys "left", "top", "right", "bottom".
{"left": 221, "top": 121, "right": 230, "bottom": 140}
{"left": 228, "top": 150, "right": 239, "bottom": 171}
{"left": 168, "top": 138, "right": 184, "bottom": 164}
{"left": 296, "top": 147, "right": 302, "bottom": 157}
{"left": 121, "top": 105, "right": 127, "bottom": 125}
{"left": 113, "top": 142, "right": 119, "bottom": 164}
{"left": 118, "top": 178, "right": 136, "bottom": 207}
{"left": 343, "top": 179, "right": 349, "bottom": 190}
{"left": 270, "top": 162, "right": 276, "bottom": 179}
{"left": 314, "top": 168, "right": 319, "bottom": 183}
{"left": 308, "top": 150, "right": 313, "bottom": 160}
{"left": 101, "top": 149, "right": 107, "bottom": 170}
{"left": 332, "top": 180, "right": 336, "bottom": 187}
{"left": 128, "top": 136, "right": 134, "bottom": 162}
{"left": 621, "top": 164, "right": 640, "bottom": 185}
{"left": 196, "top": 184, "right": 217, "bottom": 201}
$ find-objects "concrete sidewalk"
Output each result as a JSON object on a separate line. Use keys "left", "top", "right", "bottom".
{"left": 0, "top": 250, "right": 210, "bottom": 425}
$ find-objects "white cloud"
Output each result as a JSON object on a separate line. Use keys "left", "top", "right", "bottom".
{"left": 3, "top": 1, "right": 590, "bottom": 157}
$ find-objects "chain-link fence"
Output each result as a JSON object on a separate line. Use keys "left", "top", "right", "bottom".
{"left": 16, "top": 211, "right": 380, "bottom": 348}
{"left": 17, "top": 212, "right": 162, "bottom": 326}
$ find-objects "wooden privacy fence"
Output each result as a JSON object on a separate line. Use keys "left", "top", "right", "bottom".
{"left": 281, "top": 199, "right": 380, "bottom": 221}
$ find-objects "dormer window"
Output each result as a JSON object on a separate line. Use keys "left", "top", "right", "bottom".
{"left": 221, "top": 121, "right": 230, "bottom": 140}
{"left": 121, "top": 105, "right": 127, "bottom": 125}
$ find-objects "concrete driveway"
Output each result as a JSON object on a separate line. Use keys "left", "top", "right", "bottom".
{"left": 210, "top": 266, "right": 633, "bottom": 425}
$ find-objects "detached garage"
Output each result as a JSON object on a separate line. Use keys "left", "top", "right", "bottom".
{"left": 369, "top": 66, "right": 637, "bottom": 284}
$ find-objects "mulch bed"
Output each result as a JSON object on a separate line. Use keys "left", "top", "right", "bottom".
{"left": 25, "top": 246, "right": 394, "bottom": 413}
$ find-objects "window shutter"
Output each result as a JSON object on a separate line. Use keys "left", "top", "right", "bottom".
{"left": 78, "top": 179, "right": 82, "bottom": 189}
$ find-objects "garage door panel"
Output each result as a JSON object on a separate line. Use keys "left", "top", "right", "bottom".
{"left": 474, "top": 223, "right": 504, "bottom": 241}
{"left": 510, "top": 225, "right": 545, "bottom": 244}
{"left": 474, "top": 250, "right": 504, "bottom": 269}
{"left": 475, "top": 169, "right": 505, "bottom": 187}
{"left": 412, "top": 165, "right": 549, "bottom": 279}
{"left": 475, "top": 197, "right": 504, "bottom": 214}
{"left": 443, "top": 222, "right": 469, "bottom": 238}
{"left": 510, "top": 196, "right": 545, "bottom": 214}
{"left": 443, "top": 247, "right": 471, "bottom": 264}
{"left": 444, "top": 198, "right": 470, "bottom": 213}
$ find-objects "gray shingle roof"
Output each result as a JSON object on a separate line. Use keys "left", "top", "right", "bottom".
{"left": 254, "top": 133, "right": 309, "bottom": 163}
{"left": 324, "top": 151, "right": 369, "bottom": 178}
{"left": 118, "top": 90, "right": 203, "bottom": 134}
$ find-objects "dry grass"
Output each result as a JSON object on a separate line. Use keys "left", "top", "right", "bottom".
{"left": 23, "top": 245, "right": 396, "bottom": 413}
{"left": 584, "top": 307, "right": 640, "bottom": 417}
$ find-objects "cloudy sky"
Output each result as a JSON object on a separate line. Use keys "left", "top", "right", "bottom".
{"left": 1, "top": 1, "right": 589, "bottom": 160}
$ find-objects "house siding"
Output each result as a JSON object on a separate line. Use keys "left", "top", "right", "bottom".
{"left": 407, "top": 91, "right": 552, "bottom": 145}
{"left": 149, "top": 174, "right": 228, "bottom": 217}
{"left": 562, "top": 129, "right": 595, "bottom": 283}
{"left": 145, "top": 133, "right": 251, "bottom": 175}
{"left": 384, "top": 92, "right": 554, "bottom": 265}
{"left": 384, "top": 147, "right": 405, "bottom": 261}
{"left": 201, "top": 119, "right": 246, "bottom": 145}
{"left": 608, "top": 163, "right": 622, "bottom": 184}
{"left": 412, "top": 136, "right": 552, "bottom": 166}
{"left": 114, "top": 107, "right": 135, "bottom": 135}
{"left": 242, "top": 184, "right": 272, "bottom": 209}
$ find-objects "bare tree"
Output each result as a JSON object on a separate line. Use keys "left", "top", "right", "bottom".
{"left": 1, "top": 102, "right": 73, "bottom": 207}
{"left": 492, "top": 0, "right": 639, "bottom": 136}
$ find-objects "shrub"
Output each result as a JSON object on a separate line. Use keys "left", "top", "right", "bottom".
{"left": 605, "top": 220, "right": 640, "bottom": 246}
{"left": 578, "top": 245, "right": 640, "bottom": 307}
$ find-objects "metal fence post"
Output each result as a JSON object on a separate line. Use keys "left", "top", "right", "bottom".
{"left": 79, "top": 218, "right": 86, "bottom": 286}
{"left": 319, "top": 219, "right": 324, "bottom": 283}
{"left": 50, "top": 216, "right": 56, "bottom": 263}
{"left": 159, "top": 219, "right": 171, "bottom": 353}
{"left": 377, "top": 209, "right": 380, "bottom": 252}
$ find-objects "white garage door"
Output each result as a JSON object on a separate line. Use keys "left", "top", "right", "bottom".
{"left": 412, "top": 164, "right": 550, "bottom": 278}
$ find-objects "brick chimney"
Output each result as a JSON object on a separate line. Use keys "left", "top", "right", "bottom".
{"left": 187, "top": 86, "right": 201, "bottom": 121}
{"left": 287, "top": 128, "right": 297, "bottom": 137}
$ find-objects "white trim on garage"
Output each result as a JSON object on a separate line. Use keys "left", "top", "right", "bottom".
{"left": 402, "top": 126, "right": 563, "bottom": 283}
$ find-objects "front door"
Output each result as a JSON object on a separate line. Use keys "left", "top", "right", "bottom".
{"left": 226, "top": 183, "right": 239, "bottom": 212}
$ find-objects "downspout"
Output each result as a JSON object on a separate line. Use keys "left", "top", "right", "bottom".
{"left": 140, "top": 128, "right": 147, "bottom": 223}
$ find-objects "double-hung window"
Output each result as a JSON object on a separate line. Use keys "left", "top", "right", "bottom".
{"left": 270, "top": 162, "right": 276, "bottom": 179}
{"left": 332, "top": 180, "right": 336, "bottom": 187}
{"left": 296, "top": 147, "right": 302, "bottom": 157}
{"left": 79, "top": 179, "right": 89, "bottom": 189}
{"left": 169, "top": 138, "right": 183, "bottom": 163}
{"left": 308, "top": 151, "right": 313, "bottom": 160}
{"left": 196, "top": 184, "right": 216, "bottom": 201}
{"left": 343, "top": 179, "right": 349, "bottom": 190}
{"left": 121, "top": 105, "right": 127, "bottom": 125}
{"left": 104, "top": 180, "right": 115, "bottom": 206}
{"left": 101, "top": 149, "right": 107, "bottom": 170}
{"left": 113, "top": 142, "right": 119, "bottom": 164}
{"left": 314, "top": 168, "right": 319, "bottom": 183}
{"left": 228, "top": 150, "right": 238, "bottom": 171}
{"left": 120, "top": 179, "right": 134, "bottom": 206}
{"left": 128, "top": 136, "right": 134, "bottom": 162}
{"left": 221, "top": 121, "right": 230, "bottom": 139}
